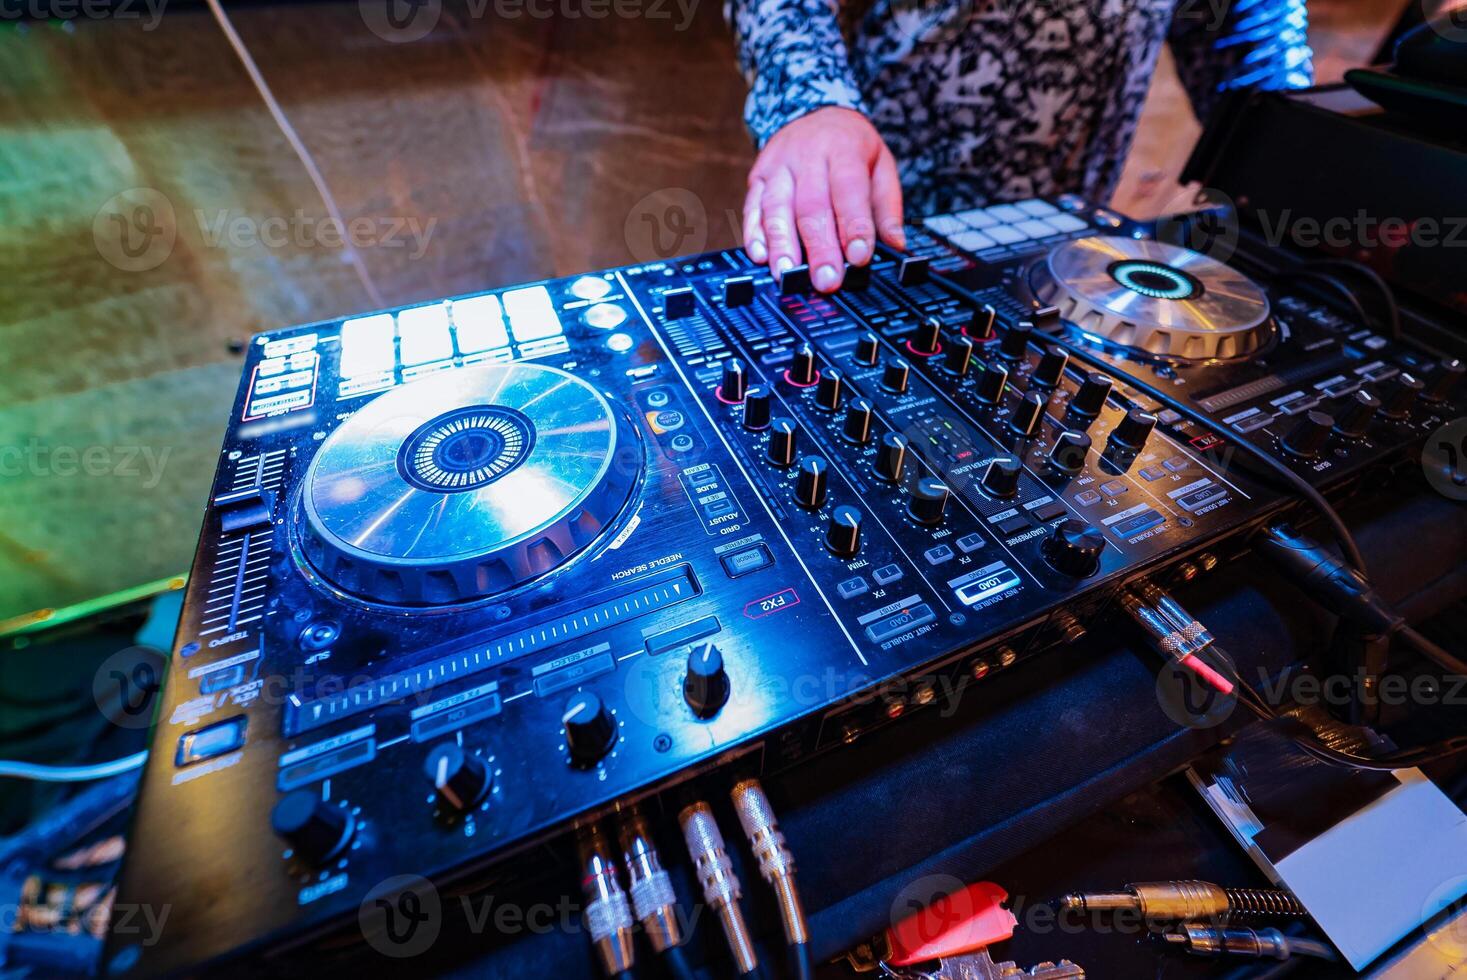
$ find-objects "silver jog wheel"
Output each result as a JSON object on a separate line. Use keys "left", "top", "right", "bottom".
{"left": 1031, "top": 236, "right": 1274, "bottom": 362}
{"left": 295, "top": 362, "right": 642, "bottom": 605}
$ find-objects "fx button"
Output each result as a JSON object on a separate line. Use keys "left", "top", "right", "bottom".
{"left": 955, "top": 532, "right": 985, "bottom": 554}
{"left": 923, "top": 544, "right": 955, "bottom": 565}
{"left": 837, "top": 577, "right": 869, "bottom": 599}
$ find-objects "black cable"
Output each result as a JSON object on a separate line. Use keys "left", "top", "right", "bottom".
{"left": 1397, "top": 625, "right": 1467, "bottom": 676}
{"left": 1270, "top": 269, "right": 1371, "bottom": 330}
{"left": 659, "top": 944, "right": 697, "bottom": 980}
{"left": 1302, "top": 258, "right": 1401, "bottom": 342}
{"left": 790, "top": 942, "right": 812, "bottom": 980}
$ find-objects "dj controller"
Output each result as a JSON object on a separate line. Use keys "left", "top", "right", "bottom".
{"left": 106, "top": 196, "right": 1464, "bottom": 976}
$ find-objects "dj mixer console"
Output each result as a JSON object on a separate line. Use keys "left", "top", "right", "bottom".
{"left": 107, "top": 197, "right": 1464, "bottom": 975}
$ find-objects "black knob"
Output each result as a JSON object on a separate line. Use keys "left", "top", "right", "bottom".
{"left": 816, "top": 368, "right": 845, "bottom": 411}
{"left": 825, "top": 505, "right": 863, "bottom": 557}
{"left": 1010, "top": 391, "right": 1046, "bottom": 438}
{"left": 874, "top": 432, "right": 908, "bottom": 482}
{"left": 1041, "top": 518, "right": 1107, "bottom": 578}
{"left": 843, "top": 398, "right": 875, "bottom": 444}
{"left": 1422, "top": 358, "right": 1464, "bottom": 403}
{"left": 563, "top": 691, "right": 616, "bottom": 766}
{"left": 974, "top": 363, "right": 1009, "bottom": 405}
{"left": 898, "top": 256, "right": 929, "bottom": 286}
{"left": 1108, "top": 409, "right": 1157, "bottom": 452}
{"left": 794, "top": 456, "right": 829, "bottom": 509}
{"left": 780, "top": 264, "right": 811, "bottom": 295}
{"left": 271, "top": 790, "right": 354, "bottom": 864}
{"left": 788, "top": 344, "right": 818, "bottom": 386}
{"left": 1032, "top": 347, "right": 1069, "bottom": 387}
{"left": 743, "top": 386, "right": 772, "bottom": 431}
{"left": 683, "top": 642, "right": 730, "bottom": 719}
{"left": 856, "top": 332, "right": 881, "bottom": 366}
{"left": 719, "top": 358, "right": 748, "bottom": 403}
{"left": 767, "top": 417, "right": 798, "bottom": 467}
{"left": 663, "top": 287, "right": 695, "bottom": 319}
{"left": 967, "top": 304, "right": 997, "bottom": 341}
{"left": 424, "top": 743, "right": 492, "bottom": 812}
{"left": 912, "top": 317, "right": 943, "bottom": 356}
{"left": 1069, "top": 373, "right": 1113, "bottom": 417}
{"left": 980, "top": 456, "right": 1022, "bottom": 498}
{"left": 1379, "top": 373, "right": 1424, "bottom": 419}
{"left": 1048, "top": 431, "right": 1091, "bottom": 476}
{"left": 1281, "top": 410, "right": 1334, "bottom": 458}
{"left": 999, "top": 321, "right": 1033, "bottom": 360}
{"left": 843, "top": 263, "right": 871, "bottom": 291}
{"left": 882, "top": 357, "right": 911, "bottom": 394}
{"left": 1332, "top": 390, "right": 1379, "bottom": 439}
{"left": 907, "top": 477, "right": 950, "bottom": 526}
{"left": 723, "top": 276, "right": 755, "bottom": 308}
{"left": 946, "top": 335, "right": 976, "bottom": 376}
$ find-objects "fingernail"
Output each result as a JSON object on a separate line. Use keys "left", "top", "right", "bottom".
{"left": 846, "top": 238, "right": 871, "bottom": 264}
{"left": 747, "top": 239, "right": 768, "bottom": 263}
{"left": 814, "top": 264, "right": 840, "bottom": 291}
{"left": 775, "top": 256, "right": 794, "bottom": 275}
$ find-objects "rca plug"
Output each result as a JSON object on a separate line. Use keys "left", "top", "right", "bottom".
{"left": 576, "top": 822, "right": 636, "bottom": 976}
{"left": 615, "top": 807, "right": 683, "bottom": 953}
{"left": 1133, "top": 582, "right": 1214, "bottom": 651}
{"left": 1119, "top": 593, "right": 1234, "bottom": 695}
{"left": 679, "top": 802, "right": 758, "bottom": 976}
{"left": 730, "top": 779, "right": 809, "bottom": 947}
{"left": 1060, "top": 880, "right": 1305, "bottom": 924}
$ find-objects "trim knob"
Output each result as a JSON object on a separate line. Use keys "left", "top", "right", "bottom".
{"left": 907, "top": 477, "right": 950, "bottom": 526}
{"left": 826, "top": 505, "right": 863, "bottom": 557}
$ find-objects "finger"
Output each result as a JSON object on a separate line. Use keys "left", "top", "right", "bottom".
{"left": 743, "top": 180, "right": 768, "bottom": 264}
{"left": 793, "top": 164, "right": 844, "bottom": 292}
{"left": 872, "top": 147, "right": 906, "bottom": 251}
{"left": 760, "top": 167, "right": 801, "bottom": 275}
{"left": 829, "top": 159, "right": 875, "bottom": 267}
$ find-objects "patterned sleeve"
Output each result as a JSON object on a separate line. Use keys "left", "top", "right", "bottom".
{"left": 725, "top": 0, "right": 868, "bottom": 146}
{"left": 1167, "top": 0, "right": 1314, "bottom": 124}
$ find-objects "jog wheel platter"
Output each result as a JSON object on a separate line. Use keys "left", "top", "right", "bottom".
{"left": 1031, "top": 236, "right": 1274, "bottom": 361}
{"left": 295, "top": 363, "right": 642, "bottom": 605}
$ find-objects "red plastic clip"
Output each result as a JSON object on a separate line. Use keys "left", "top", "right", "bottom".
{"left": 884, "top": 881, "right": 1018, "bottom": 967}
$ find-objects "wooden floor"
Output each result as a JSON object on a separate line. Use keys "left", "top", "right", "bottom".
{"left": 0, "top": 0, "right": 1398, "bottom": 624}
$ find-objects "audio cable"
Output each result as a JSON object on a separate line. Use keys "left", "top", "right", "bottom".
{"left": 730, "top": 779, "right": 812, "bottom": 980}
{"left": 577, "top": 822, "right": 638, "bottom": 980}
{"left": 1163, "top": 924, "right": 1337, "bottom": 962}
{"left": 616, "top": 807, "right": 695, "bottom": 980}
{"left": 1059, "top": 880, "right": 1307, "bottom": 924}
{"left": 680, "top": 801, "right": 760, "bottom": 977}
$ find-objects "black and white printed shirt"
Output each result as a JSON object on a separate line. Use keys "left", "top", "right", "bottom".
{"left": 727, "top": 0, "right": 1313, "bottom": 214}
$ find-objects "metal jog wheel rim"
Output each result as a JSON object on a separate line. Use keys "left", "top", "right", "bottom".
{"left": 1032, "top": 236, "right": 1274, "bottom": 361}
{"left": 295, "top": 362, "right": 643, "bottom": 605}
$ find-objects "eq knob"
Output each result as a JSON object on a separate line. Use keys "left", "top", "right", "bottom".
{"left": 742, "top": 386, "right": 772, "bottom": 431}
{"left": 945, "top": 335, "right": 976, "bottom": 376}
{"left": 683, "top": 642, "right": 730, "bottom": 718}
{"left": 1281, "top": 410, "right": 1335, "bottom": 458}
{"left": 907, "top": 477, "right": 950, "bottom": 526}
{"left": 816, "top": 368, "right": 845, "bottom": 411}
{"left": 424, "top": 743, "right": 492, "bottom": 812}
{"left": 1032, "top": 347, "right": 1069, "bottom": 388}
{"left": 999, "top": 321, "right": 1033, "bottom": 360}
{"left": 1041, "top": 518, "right": 1108, "bottom": 578}
{"left": 843, "top": 398, "right": 875, "bottom": 443}
{"left": 974, "top": 363, "right": 1009, "bottom": 405}
{"left": 825, "top": 505, "right": 863, "bottom": 557}
{"left": 911, "top": 317, "right": 943, "bottom": 356}
{"left": 882, "top": 357, "right": 911, "bottom": 394}
{"left": 271, "top": 789, "right": 354, "bottom": 864}
{"left": 1069, "top": 373, "right": 1113, "bottom": 418}
{"left": 1010, "top": 391, "right": 1046, "bottom": 438}
{"left": 1422, "top": 358, "right": 1464, "bottom": 404}
{"left": 967, "top": 304, "right": 997, "bottom": 341}
{"left": 980, "top": 456, "right": 1022, "bottom": 498}
{"left": 719, "top": 358, "right": 748, "bottom": 403}
{"left": 1108, "top": 409, "right": 1157, "bottom": 452}
{"left": 789, "top": 344, "right": 819, "bottom": 386}
{"left": 1379, "top": 373, "right": 1424, "bottom": 419}
{"left": 1048, "top": 431, "right": 1091, "bottom": 476}
{"left": 563, "top": 691, "right": 617, "bottom": 766}
{"left": 795, "top": 456, "right": 829, "bottom": 509}
{"left": 1332, "top": 390, "right": 1380, "bottom": 439}
{"left": 856, "top": 332, "right": 881, "bottom": 366}
{"left": 767, "top": 417, "right": 799, "bottom": 467}
{"left": 874, "top": 432, "right": 909, "bottom": 483}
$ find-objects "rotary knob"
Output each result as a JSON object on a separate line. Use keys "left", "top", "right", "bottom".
{"left": 563, "top": 691, "right": 616, "bottom": 766}
{"left": 874, "top": 432, "right": 908, "bottom": 483}
{"left": 907, "top": 477, "right": 950, "bottom": 526}
{"left": 946, "top": 335, "right": 976, "bottom": 376}
{"left": 856, "top": 332, "right": 881, "bottom": 366}
{"left": 683, "top": 642, "right": 730, "bottom": 719}
{"left": 271, "top": 790, "right": 354, "bottom": 864}
{"left": 742, "top": 386, "right": 772, "bottom": 431}
{"left": 816, "top": 368, "right": 845, "bottom": 411}
{"left": 1048, "top": 431, "right": 1091, "bottom": 476}
{"left": 1010, "top": 391, "right": 1046, "bottom": 438}
{"left": 1379, "top": 373, "right": 1424, "bottom": 419}
{"left": 967, "top": 304, "right": 997, "bottom": 341}
{"left": 1108, "top": 409, "right": 1157, "bottom": 453}
{"left": 883, "top": 357, "right": 911, "bottom": 394}
{"left": 999, "top": 321, "right": 1032, "bottom": 360}
{"left": 1069, "top": 373, "right": 1113, "bottom": 417}
{"left": 843, "top": 398, "right": 875, "bottom": 444}
{"left": 1041, "top": 518, "right": 1107, "bottom": 578}
{"left": 1332, "top": 390, "right": 1379, "bottom": 439}
{"left": 719, "top": 358, "right": 748, "bottom": 403}
{"left": 795, "top": 456, "right": 829, "bottom": 509}
{"left": 980, "top": 456, "right": 1022, "bottom": 498}
{"left": 767, "top": 417, "right": 799, "bottom": 467}
{"left": 1281, "top": 410, "right": 1334, "bottom": 458}
{"left": 788, "top": 344, "right": 819, "bottom": 386}
{"left": 1422, "top": 358, "right": 1464, "bottom": 404}
{"left": 424, "top": 743, "right": 492, "bottom": 812}
{"left": 826, "top": 505, "right": 863, "bottom": 557}
{"left": 1032, "top": 347, "right": 1069, "bottom": 387}
{"left": 911, "top": 317, "right": 943, "bottom": 356}
{"left": 974, "top": 363, "right": 1009, "bottom": 405}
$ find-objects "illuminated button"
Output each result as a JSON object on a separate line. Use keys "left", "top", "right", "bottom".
{"left": 1044, "top": 213, "right": 1089, "bottom": 234}
{"left": 585, "top": 303, "right": 628, "bottom": 330}
{"left": 503, "top": 285, "right": 563, "bottom": 342}
{"left": 451, "top": 295, "right": 509, "bottom": 353}
{"left": 570, "top": 275, "right": 612, "bottom": 300}
{"left": 986, "top": 204, "right": 1028, "bottom": 223}
{"left": 954, "top": 229, "right": 996, "bottom": 252}
{"left": 955, "top": 207, "right": 997, "bottom": 228}
{"left": 199, "top": 663, "right": 245, "bottom": 694}
{"left": 865, "top": 603, "right": 936, "bottom": 643}
{"left": 987, "top": 225, "right": 1026, "bottom": 246}
{"left": 175, "top": 716, "right": 246, "bottom": 766}
{"left": 1016, "top": 199, "right": 1060, "bottom": 217}
{"left": 338, "top": 313, "right": 396, "bottom": 377}
{"left": 397, "top": 303, "right": 454, "bottom": 366}
{"left": 607, "top": 332, "right": 634, "bottom": 353}
{"left": 1014, "top": 219, "right": 1056, "bottom": 240}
